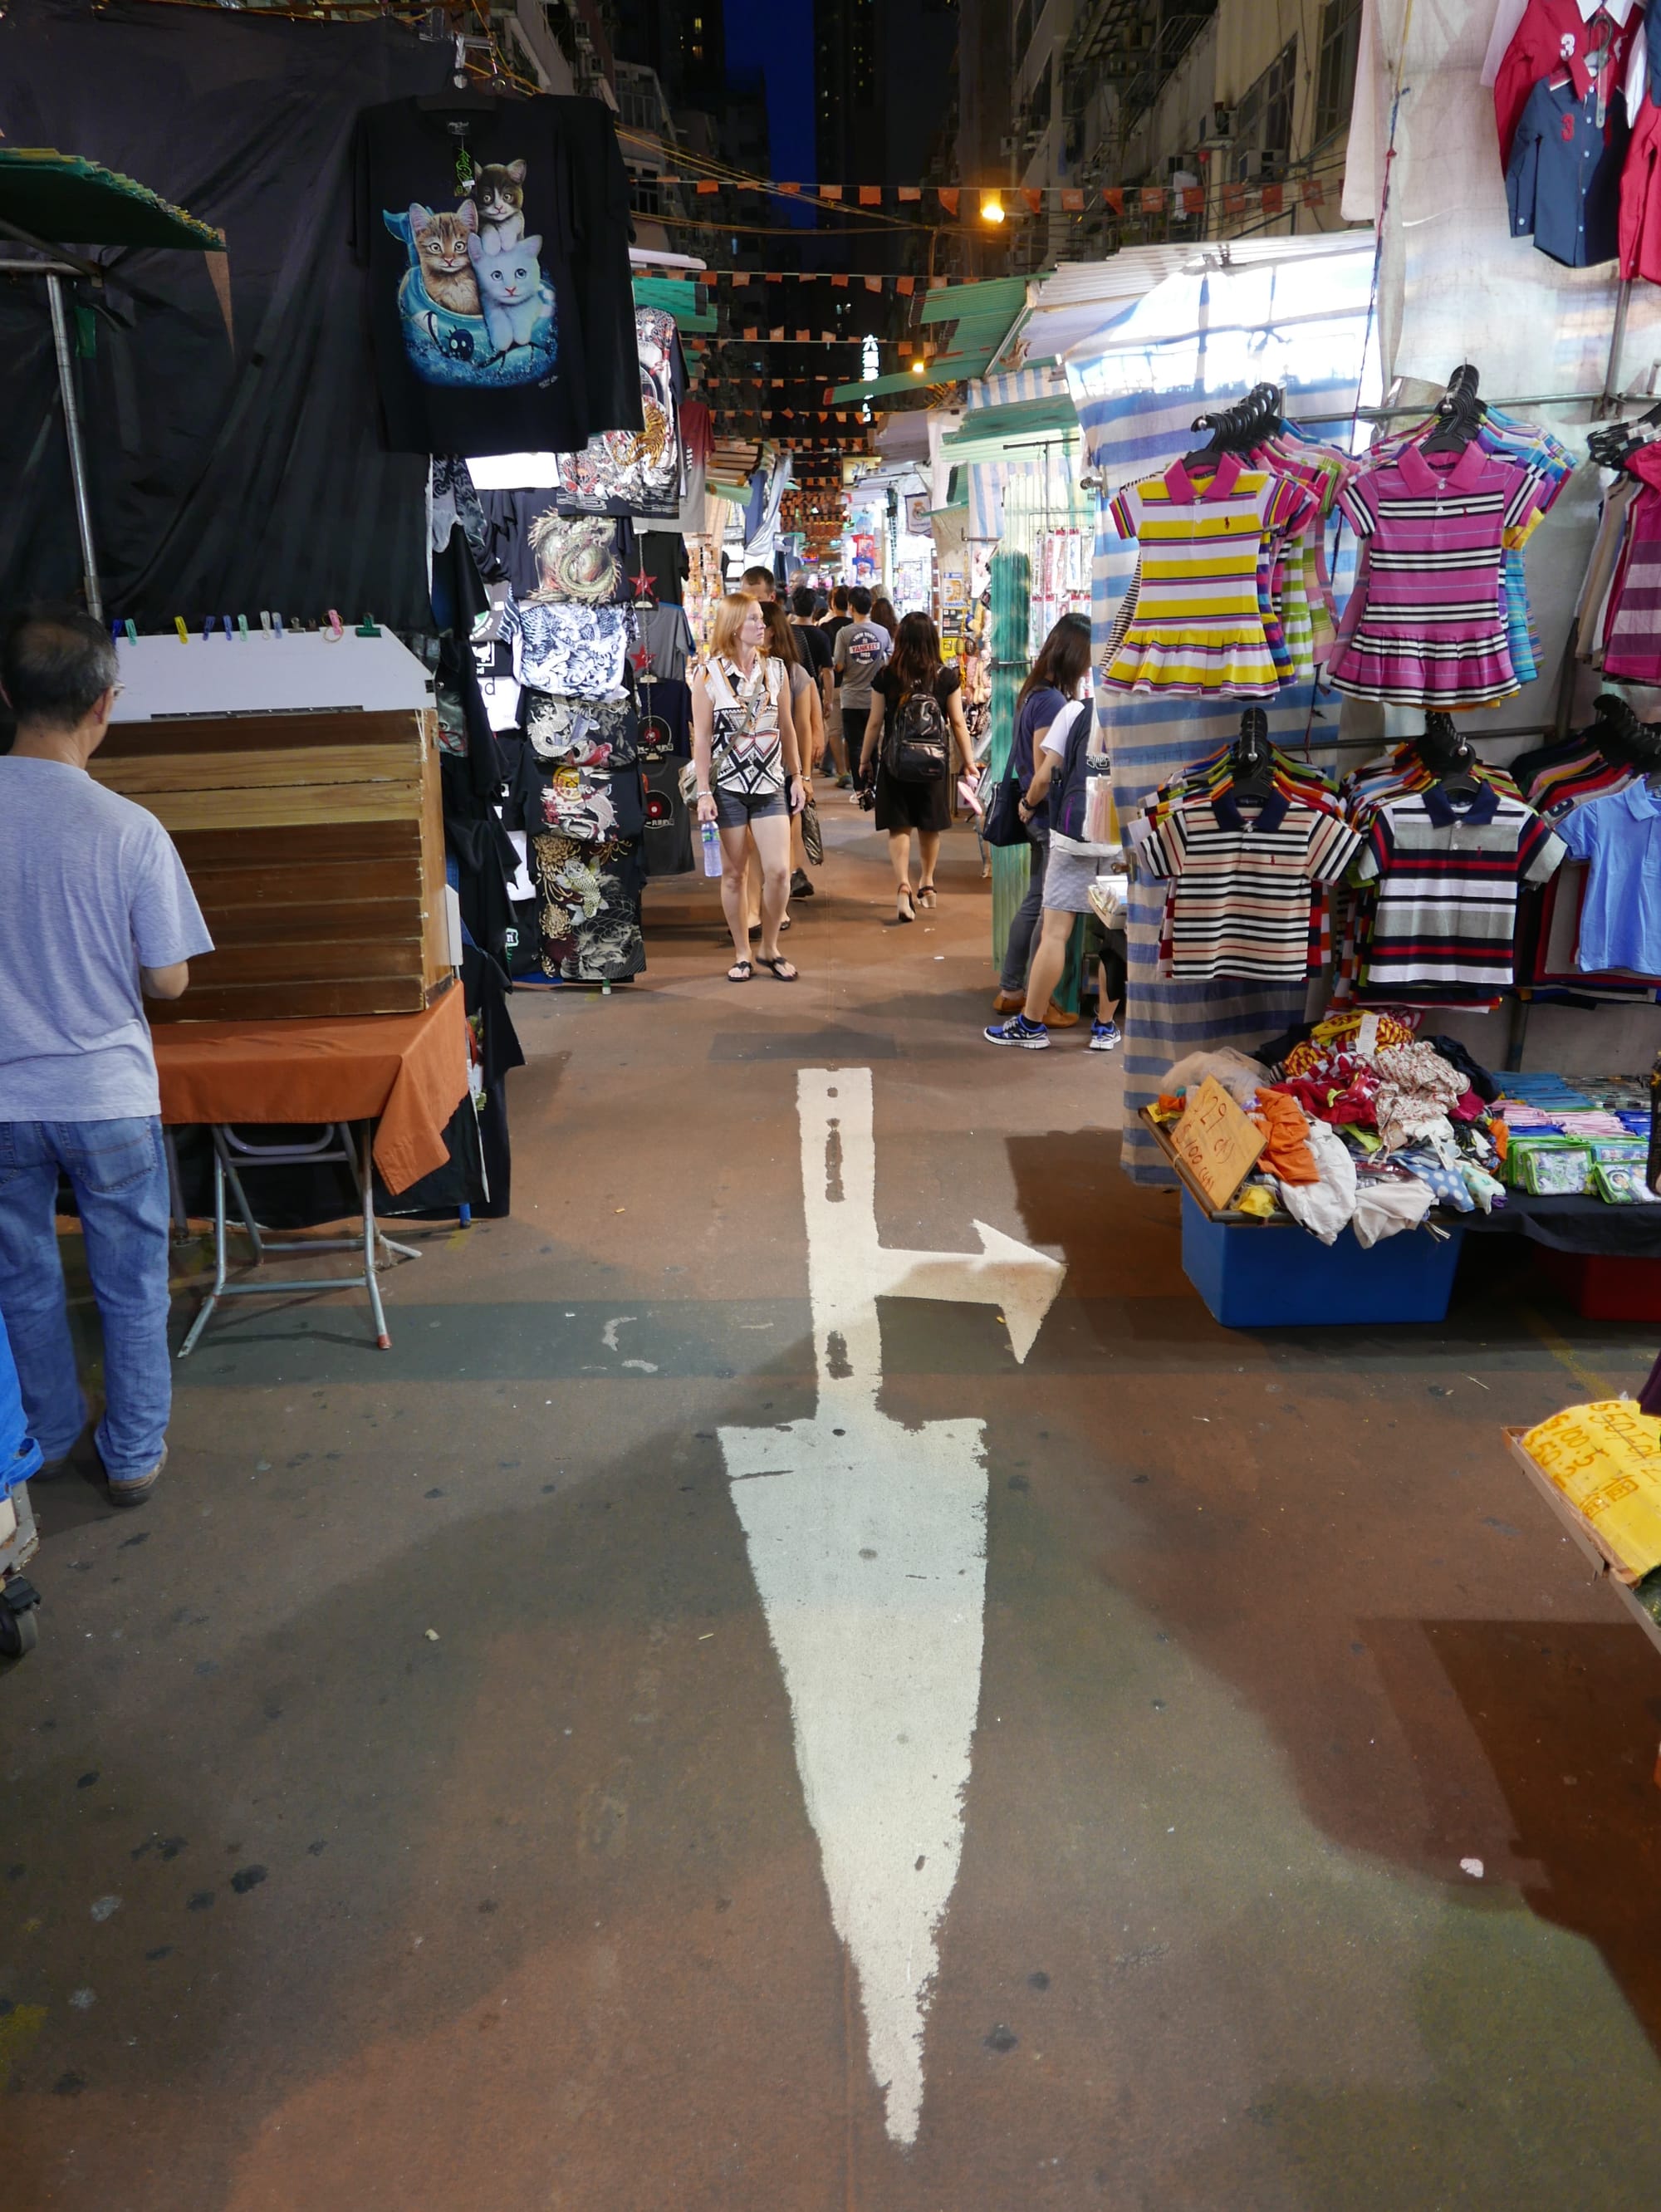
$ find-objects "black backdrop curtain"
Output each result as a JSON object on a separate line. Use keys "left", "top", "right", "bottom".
{"left": 0, "top": 2, "right": 448, "bottom": 627}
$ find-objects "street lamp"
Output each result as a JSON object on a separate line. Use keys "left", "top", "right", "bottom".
{"left": 980, "top": 193, "right": 1005, "bottom": 224}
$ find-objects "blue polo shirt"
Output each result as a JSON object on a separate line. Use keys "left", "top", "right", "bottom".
{"left": 1557, "top": 780, "right": 1661, "bottom": 974}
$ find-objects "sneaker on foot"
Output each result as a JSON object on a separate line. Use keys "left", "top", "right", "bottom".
{"left": 984, "top": 1014, "right": 1051, "bottom": 1049}
{"left": 1090, "top": 1018, "right": 1122, "bottom": 1052}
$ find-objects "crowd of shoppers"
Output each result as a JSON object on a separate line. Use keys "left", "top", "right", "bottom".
{"left": 690, "top": 580, "right": 1123, "bottom": 1050}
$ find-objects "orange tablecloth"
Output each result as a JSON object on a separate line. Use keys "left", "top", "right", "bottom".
{"left": 154, "top": 988, "right": 468, "bottom": 1194}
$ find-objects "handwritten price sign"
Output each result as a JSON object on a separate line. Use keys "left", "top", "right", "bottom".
{"left": 1170, "top": 1077, "right": 1266, "bottom": 1214}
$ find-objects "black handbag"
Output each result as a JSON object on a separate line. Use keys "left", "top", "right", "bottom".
{"left": 983, "top": 770, "right": 1030, "bottom": 848}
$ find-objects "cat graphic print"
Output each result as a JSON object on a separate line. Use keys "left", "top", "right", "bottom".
{"left": 384, "top": 157, "right": 556, "bottom": 389}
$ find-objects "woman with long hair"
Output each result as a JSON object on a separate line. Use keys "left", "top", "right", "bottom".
{"left": 691, "top": 593, "right": 806, "bottom": 981}
{"left": 761, "top": 601, "right": 826, "bottom": 905}
{"left": 992, "top": 613, "right": 1093, "bottom": 1021}
{"left": 870, "top": 594, "right": 899, "bottom": 643}
{"left": 858, "top": 611, "right": 977, "bottom": 922}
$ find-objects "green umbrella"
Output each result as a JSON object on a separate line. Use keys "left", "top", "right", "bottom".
{"left": 0, "top": 150, "right": 223, "bottom": 618}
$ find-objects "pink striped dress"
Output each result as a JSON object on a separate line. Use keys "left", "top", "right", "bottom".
{"left": 1602, "top": 439, "right": 1661, "bottom": 684}
{"left": 1326, "top": 441, "right": 1548, "bottom": 708}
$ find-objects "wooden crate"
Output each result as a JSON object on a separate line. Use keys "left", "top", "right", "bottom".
{"left": 91, "top": 709, "right": 448, "bottom": 1022}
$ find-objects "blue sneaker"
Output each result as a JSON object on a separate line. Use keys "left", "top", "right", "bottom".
{"left": 984, "top": 1014, "right": 1050, "bottom": 1049}
{"left": 1089, "top": 1018, "right": 1121, "bottom": 1052}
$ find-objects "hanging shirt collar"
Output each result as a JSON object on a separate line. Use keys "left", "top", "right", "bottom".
{"left": 1621, "top": 777, "right": 1661, "bottom": 821}
{"left": 1582, "top": 0, "right": 1636, "bottom": 27}
{"left": 1213, "top": 787, "right": 1290, "bottom": 834}
{"left": 1394, "top": 439, "right": 1496, "bottom": 498}
{"left": 1422, "top": 779, "right": 1502, "bottom": 828}
{"left": 1164, "top": 449, "right": 1246, "bottom": 504}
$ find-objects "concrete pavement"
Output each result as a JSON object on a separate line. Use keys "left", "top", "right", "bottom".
{"left": 6, "top": 801, "right": 1661, "bottom": 2210}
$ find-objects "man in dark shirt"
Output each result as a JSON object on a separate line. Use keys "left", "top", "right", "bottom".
{"left": 819, "top": 586, "right": 855, "bottom": 786}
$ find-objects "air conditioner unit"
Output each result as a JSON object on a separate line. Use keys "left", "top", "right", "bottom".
{"left": 1235, "top": 147, "right": 1286, "bottom": 183}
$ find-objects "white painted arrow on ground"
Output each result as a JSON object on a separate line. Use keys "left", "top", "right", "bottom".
{"left": 718, "top": 1067, "right": 1065, "bottom": 2146}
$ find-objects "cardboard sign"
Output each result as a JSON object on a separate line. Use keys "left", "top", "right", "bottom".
{"left": 1170, "top": 1077, "right": 1266, "bottom": 1214}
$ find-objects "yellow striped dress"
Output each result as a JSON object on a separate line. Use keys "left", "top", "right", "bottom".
{"left": 1105, "top": 452, "right": 1316, "bottom": 698}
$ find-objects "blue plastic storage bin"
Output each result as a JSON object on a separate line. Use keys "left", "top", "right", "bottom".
{"left": 1179, "top": 1189, "right": 1465, "bottom": 1328}
{"left": 0, "top": 1314, "right": 42, "bottom": 1496}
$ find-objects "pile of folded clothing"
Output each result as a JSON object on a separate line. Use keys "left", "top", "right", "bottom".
{"left": 1151, "top": 1008, "right": 1515, "bottom": 1245}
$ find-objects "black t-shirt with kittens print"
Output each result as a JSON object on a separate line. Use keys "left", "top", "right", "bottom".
{"left": 355, "top": 96, "right": 600, "bottom": 458}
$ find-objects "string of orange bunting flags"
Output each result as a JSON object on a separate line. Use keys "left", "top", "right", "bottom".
{"left": 649, "top": 179, "right": 1332, "bottom": 218}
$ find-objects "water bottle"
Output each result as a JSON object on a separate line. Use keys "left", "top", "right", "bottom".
{"left": 701, "top": 820, "right": 723, "bottom": 878}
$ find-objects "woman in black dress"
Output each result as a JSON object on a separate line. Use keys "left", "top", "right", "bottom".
{"left": 859, "top": 612, "right": 977, "bottom": 922}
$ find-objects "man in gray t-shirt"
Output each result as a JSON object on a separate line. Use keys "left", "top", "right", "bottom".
{"left": 832, "top": 585, "right": 890, "bottom": 757}
{"left": 0, "top": 608, "right": 212, "bottom": 1504}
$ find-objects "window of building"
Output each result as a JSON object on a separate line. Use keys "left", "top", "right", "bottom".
{"left": 1233, "top": 36, "right": 1297, "bottom": 181}
{"left": 1314, "top": 0, "right": 1363, "bottom": 145}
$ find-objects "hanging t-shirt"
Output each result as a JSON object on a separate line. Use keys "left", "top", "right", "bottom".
{"left": 637, "top": 675, "right": 693, "bottom": 760}
{"left": 355, "top": 96, "right": 593, "bottom": 458}
{"left": 502, "top": 600, "right": 635, "bottom": 698}
{"left": 635, "top": 531, "right": 691, "bottom": 606}
{"left": 478, "top": 492, "right": 637, "bottom": 604}
{"left": 555, "top": 307, "right": 686, "bottom": 520}
{"left": 1355, "top": 782, "right": 1565, "bottom": 992}
{"left": 642, "top": 757, "right": 695, "bottom": 875}
{"left": 1556, "top": 780, "right": 1661, "bottom": 974}
{"left": 636, "top": 602, "right": 696, "bottom": 682}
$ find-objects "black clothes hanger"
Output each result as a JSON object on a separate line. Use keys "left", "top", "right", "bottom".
{"left": 1183, "top": 382, "right": 1283, "bottom": 469}
{"left": 1421, "top": 363, "right": 1487, "bottom": 456}
{"left": 1414, "top": 710, "right": 1482, "bottom": 797}
{"left": 1229, "top": 706, "right": 1277, "bottom": 798}
{"left": 1591, "top": 690, "right": 1661, "bottom": 770}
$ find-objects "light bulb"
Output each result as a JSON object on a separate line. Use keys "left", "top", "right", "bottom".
{"left": 980, "top": 193, "right": 1005, "bottom": 224}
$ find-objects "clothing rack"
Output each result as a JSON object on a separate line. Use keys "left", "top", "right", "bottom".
{"left": 1286, "top": 390, "right": 1661, "bottom": 429}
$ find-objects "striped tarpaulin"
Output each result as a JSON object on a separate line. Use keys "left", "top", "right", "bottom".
{"left": 963, "top": 365, "right": 1075, "bottom": 542}
{"left": 1067, "top": 248, "right": 1376, "bottom": 1182}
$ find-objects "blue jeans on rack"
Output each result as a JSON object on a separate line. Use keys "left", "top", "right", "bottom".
{"left": 0, "top": 1118, "right": 173, "bottom": 1484}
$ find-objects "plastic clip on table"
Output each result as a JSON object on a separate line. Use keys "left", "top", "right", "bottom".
{"left": 177, "top": 1121, "right": 421, "bottom": 1356}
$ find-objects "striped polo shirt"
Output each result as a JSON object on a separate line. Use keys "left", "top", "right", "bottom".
{"left": 1139, "top": 787, "right": 1363, "bottom": 981}
{"left": 1328, "top": 441, "right": 1547, "bottom": 708}
{"left": 1105, "top": 452, "right": 1316, "bottom": 698}
{"left": 1355, "top": 782, "right": 1565, "bottom": 990}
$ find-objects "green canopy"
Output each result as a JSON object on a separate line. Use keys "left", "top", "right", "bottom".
{"left": 0, "top": 148, "right": 222, "bottom": 251}
{"left": 632, "top": 275, "right": 716, "bottom": 332}
{"left": 938, "top": 395, "right": 1079, "bottom": 464}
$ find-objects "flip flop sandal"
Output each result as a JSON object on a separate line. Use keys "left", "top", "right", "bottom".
{"left": 727, "top": 959, "right": 753, "bottom": 981}
{"left": 757, "top": 956, "right": 799, "bottom": 982}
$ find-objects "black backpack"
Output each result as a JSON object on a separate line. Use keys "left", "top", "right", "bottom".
{"left": 883, "top": 684, "right": 950, "bottom": 783}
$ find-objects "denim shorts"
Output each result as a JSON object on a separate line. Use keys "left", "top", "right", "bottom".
{"left": 713, "top": 785, "right": 788, "bottom": 830}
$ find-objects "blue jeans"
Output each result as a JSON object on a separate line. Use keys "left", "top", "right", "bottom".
{"left": 0, "top": 1118, "right": 172, "bottom": 1483}
{"left": 999, "top": 839, "right": 1049, "bottom": 993}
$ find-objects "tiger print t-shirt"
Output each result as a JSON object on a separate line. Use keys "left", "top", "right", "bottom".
{"left": 355, "top": 96, "right": 599, "bottom": 458}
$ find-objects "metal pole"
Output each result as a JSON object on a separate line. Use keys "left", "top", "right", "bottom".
{"left": 1600, "top": 277, "right": 1634, "bottom": 416}
{"left": 46, "top": 272, "right": 101, "bottom": 619}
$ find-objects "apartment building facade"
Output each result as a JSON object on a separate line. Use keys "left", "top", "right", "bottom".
{"left": 984, "top": 0, "right": 1364, "bottom": 272}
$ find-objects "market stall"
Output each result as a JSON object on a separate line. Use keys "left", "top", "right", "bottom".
{"left": 3, "top": 4, "right": 670, "bottom": 1326}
